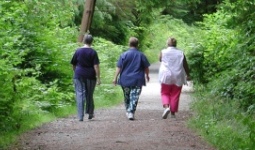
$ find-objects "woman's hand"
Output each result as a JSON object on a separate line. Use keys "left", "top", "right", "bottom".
{"left": 186, "top": 76, "right": 191, "bottom": 81}
{"left": 112, "top": 79, "right": 117, "bottom": 86}
{"left": 146, "top": 75, "right": 150, "bottom": 82}
{"left": 97, "top": 79, "right": 101, "bottom": 85}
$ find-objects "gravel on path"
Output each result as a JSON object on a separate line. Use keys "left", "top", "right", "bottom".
{"left": 8, "top": 63, "right": 214, "bottom": 150}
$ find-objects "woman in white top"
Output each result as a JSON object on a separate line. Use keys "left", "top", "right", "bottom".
{"left": 158, "top": 37, "right": 190, "bottom": 119}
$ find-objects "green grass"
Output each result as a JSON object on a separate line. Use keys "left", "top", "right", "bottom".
{"left": 0, "top": 85, "right": 123, "bottom": 149}
{"left": 188, "top": 86, "right": 255, "bottom": 150}
{"left": 94, "top": 85, "right": 123, "bottom": 108}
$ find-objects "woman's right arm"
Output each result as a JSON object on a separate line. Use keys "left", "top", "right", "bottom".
{"left": 113, "top": 67, "right": 121, "bottom": 86}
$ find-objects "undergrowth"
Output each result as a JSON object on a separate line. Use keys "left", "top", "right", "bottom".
{"left": 1, "top": 86, "right": 123, "bottom": 149}
{"left": 188, "top": 85, "right": 255, "bottom": 150}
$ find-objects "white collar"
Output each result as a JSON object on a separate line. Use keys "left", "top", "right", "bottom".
{"left": 83, "top": 44, "right": 91, "bottom": 48}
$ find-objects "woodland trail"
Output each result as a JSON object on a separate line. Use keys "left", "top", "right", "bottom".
{"left": 9, "top": 62, "right": 215, "bottom": 150}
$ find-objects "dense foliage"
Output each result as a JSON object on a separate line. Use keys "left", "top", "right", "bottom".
{"left": 1, "top": 0, "right": 254, "bottom": 149}
{"left": 190, "top": 0, "right": 255, "bottom": 112}
{"left": 186, "top": 1, "right": 255, "bottom": 149}
{"left": 74, "top": 0, "right": 214, "bottom": 45}
{"left": 0, "top": 0, "right": 123, "bottom": 148}
{"left": 0, "top": 0, "right": 77, "bottom": 146}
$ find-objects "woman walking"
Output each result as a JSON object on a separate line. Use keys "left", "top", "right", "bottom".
{"left": 113, "top": 37, "right": 150, "bottom": 120}
{"left": 158, "top": 37, "right": 190, "bottom": 119}
{"left": 70, "top": 34, "right": 101, "bottom": 121}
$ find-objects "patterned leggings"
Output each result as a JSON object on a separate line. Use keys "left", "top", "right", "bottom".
{"left": 121, "top": 86, "right": 142, "bottom": 113}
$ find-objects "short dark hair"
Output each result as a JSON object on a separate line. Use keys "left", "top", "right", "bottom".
{"left": 129, "top": 37, "right": 139, "bottom": 47}
{"left": 167, "top": 37, "right": 177, "bottom": 47}
{"left": 83, "top": 34, "right": 93, "bottom": 45}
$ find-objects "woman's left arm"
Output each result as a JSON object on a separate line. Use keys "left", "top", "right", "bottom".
{"left": 145, "top": 67, "right": 150, "bottom": 82}
{"left": 113, "top": 67, "right": 121, "bottom": 86}
{"left": 94, "top": 64, "right": 101, "bottom": 85}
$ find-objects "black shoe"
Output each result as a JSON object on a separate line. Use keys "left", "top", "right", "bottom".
{"left": 88, "top": 114, "right": 94, "bottom": 120}
{"left": 79, "top": 119, "right": 83, "bottom": 122}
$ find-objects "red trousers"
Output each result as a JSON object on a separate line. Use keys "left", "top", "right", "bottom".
{"left": 161, "top": 84, "right": 182, "bottom": 113}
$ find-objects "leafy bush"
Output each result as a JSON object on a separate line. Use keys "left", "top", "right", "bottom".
{"left": 91, "top": 37, "right": 125, "bottom": 107}
{"left": 186, "top": 2, "right": 255, "bottom": 111}
{"left": 189, "top": 90, "right": 255, "bottom": 150}
{"left": 142, "top": 15, "right": 199, "bottom": 63}
{"left": 0, "top": 0, "right": 77, "bottom": 147}
{"left": 188, "top": 1, "right": 255, "bottom": 149}
{"left": 0, "top": 5, "right": 125, "bottom": 144}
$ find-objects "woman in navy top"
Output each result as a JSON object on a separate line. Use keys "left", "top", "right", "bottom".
{"left": 113, "top": 37, "right": 150, "bottom": 120}
{"left": 70, "top": 34, "right": 101, "bottom": 121}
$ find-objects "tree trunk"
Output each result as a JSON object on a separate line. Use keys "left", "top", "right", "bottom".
{"left": 77, "top": 0, "right": 96, "bottom": 43}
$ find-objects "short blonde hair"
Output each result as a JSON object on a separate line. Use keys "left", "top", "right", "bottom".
{"left": 129, "top": 37, "right": 139, "bottom": 47}
{"left": 167, "top": 37, "right": 177, "bottom": 47}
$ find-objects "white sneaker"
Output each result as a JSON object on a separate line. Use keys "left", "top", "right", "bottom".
{"left": 128, "top": 113, "right": 134, "bottom": 120}
{"left": 162, "top": 108, "right": 170, "bottom": 119}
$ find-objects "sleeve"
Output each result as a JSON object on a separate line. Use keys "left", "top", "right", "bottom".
{"left": 93, "top": 51, "right": 100, "bottom": 65}
{"left": 141, "top": 54, "right": 150, "bottom": 68}
{"left": 117, "top": 55, "right": 123, "bottom": 68}
{"left": 70, "top": 51, "right": 78, "bottom": 65}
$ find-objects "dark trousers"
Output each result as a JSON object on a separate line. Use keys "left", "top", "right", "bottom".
{"left": 74, "top": 78, "right": 96, "bottom": 120}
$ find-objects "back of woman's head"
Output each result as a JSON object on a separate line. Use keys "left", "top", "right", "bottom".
{"left": 129, "top": 37, "right": 139, "bottom": 47}
{"left": 167, "top": 37, "right": 177, "bottom": 47}
{"left": 83, "top": 34, "right": 93, "bottom": 45}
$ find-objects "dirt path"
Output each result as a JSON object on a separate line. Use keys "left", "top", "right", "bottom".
{"left": 9, "top": 63, "right": 215, "bottom": 150}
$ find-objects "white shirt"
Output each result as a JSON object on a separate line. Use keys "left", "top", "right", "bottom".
{"left": 158, "top": 47, "right": 187, "bottom": 86}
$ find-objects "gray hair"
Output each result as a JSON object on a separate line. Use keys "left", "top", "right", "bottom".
{"left": 83, "top": 34, "right": 93, "bottom": 45}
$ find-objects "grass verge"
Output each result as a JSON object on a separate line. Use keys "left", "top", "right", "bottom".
{"left": 188, "top": 86, "right": 255, "bottom": 150}
{"left": 1, "top": 84, "right": 123, "bottom": 149}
